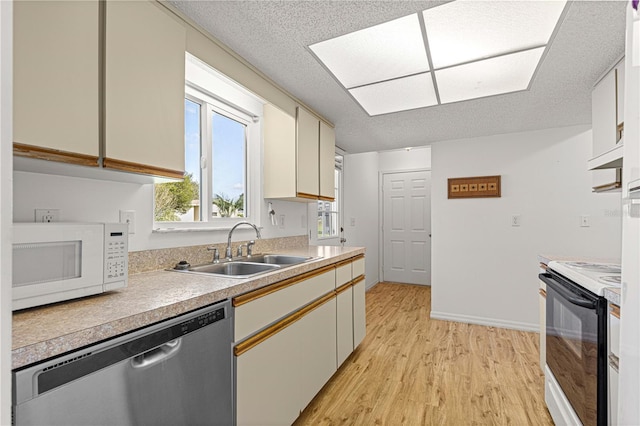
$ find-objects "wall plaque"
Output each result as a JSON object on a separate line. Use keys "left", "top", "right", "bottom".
{"left": 448, "top": 175, "right": 501, "bottom": 199}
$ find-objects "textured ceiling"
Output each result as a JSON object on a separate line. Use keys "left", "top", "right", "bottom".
{"left": 169, "top": 1, "right": 626, "bottom": 154}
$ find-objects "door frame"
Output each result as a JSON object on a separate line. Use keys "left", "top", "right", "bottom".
{"left": 378, "top": 168, "right": 431, "bottom": 283}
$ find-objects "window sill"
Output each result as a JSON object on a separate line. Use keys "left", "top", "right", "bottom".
{"left": 153, "top": 225, "right": 262, "bottom": 233}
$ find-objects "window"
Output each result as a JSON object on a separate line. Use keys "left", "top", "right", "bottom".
{"left": 317, "top": 154, "right": 343, "bottom": 239}
{"left": 154, "top": 54, "right": 262, "bottom": 229}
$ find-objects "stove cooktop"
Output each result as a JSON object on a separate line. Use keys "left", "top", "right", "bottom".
{"left": 548, "top": 260, "right": 621, "bottom": 295}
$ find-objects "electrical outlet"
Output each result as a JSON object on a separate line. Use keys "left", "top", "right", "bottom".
{"left": 580, "top": 215, "right": 590, "bottom": 227}
{"left": 350, "top": 217, "right": 356, "bottom": 227}
{"left": 35, "top": 209, "right": 60, "bottom": 223}
{"left": 279, "top": 214, "right": 285, "bottom": 229}
{"left": 511, "top": 215, "right": 521, "bottom": 227}
{"left": 120, "top": 210, "right": 136, "bottom": 234}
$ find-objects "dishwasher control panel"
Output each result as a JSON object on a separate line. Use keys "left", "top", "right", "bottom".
{"left": 180, "top": 307, "right": 226, "bottom": 335}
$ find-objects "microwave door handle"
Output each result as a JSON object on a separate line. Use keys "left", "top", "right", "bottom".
{"left": 539, "top": 273, "right": 597, "bottom": 309}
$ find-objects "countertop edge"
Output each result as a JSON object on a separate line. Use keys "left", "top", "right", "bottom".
{"left": 12, "top": 246, "right": 365, "bottom": 369}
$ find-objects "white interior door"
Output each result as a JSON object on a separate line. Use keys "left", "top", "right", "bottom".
{"left": 382, "top": 171, "right": 431, "bottom": 285}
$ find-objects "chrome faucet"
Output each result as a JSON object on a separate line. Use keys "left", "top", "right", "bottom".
{"left": 226, "top": 221, "right": 261, "bottom": 260}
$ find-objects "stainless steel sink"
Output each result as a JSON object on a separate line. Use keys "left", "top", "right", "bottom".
{"left": 246, "top": 254, "right": 313, "bottom": 265}
{"left": 169, "top": 253, "right": 315, "bottom": 278}
{"left": 185, "top": 262, "right": 280, "bottom": 277}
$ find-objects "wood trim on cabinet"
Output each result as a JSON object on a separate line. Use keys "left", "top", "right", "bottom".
{"left": 334, "top": 258, "right": 353, "bottom": 269}
{"left": 102, "top": 157, "right": 185, "bottom": 180}
{"left": 234, "top": 292, "right": 336, "bottom": 356}
{"left": 318, "top": 195, "right": 335, "bottom": 202}
{"left": 610, "top": 304, "right": 621, "bottom": 319}
{"left": 539, "top": 288, "right": 547, "bottom": 298}
{"left": 232, "top": 264, "right": 336, "bottom": 307}
{"left": 296, "top": 192, "right": 319, "bottom": 200}
{"left": 13, "top": 143, "right": 99, "bottom": 167}
{"left": 351, "top": 254, "right": 365, "bottom": 262}
{"left": 351, "top": 275, "right": 365, "bottom": 285}
{"left": 336, "top": 281, "right": 352, "bottom": 295}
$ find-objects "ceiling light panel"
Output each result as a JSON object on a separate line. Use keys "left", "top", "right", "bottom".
{"left": 436, "top": 47, "right": 545, "bottom": 104}
{"left": 349, "top": 73, "right": 437, "bottom": 116}
{"left": 423, "top": 1, "right": 566, "bottom": 69}
{"left": 309, "top": 14, "right": 429, "bottom": 89}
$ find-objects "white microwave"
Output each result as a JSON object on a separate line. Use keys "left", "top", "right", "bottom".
{"left": 12, "top": 222, "right": 128, "bottom": 311}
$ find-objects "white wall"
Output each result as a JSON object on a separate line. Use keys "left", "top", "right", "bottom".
{"left": 0, "top": 1, "right": 12, "bottom": 422}
{"left": 431, "top": 125, "right": 622, "bottom": 331}
{"left": 343, "top": 152, "right": 380, "bottom": 289}
{"left": 343, "top": 147, "right": 432, "bottom": 289}
{"left": 13, "top": 171, "right": 308, "bottom": 252}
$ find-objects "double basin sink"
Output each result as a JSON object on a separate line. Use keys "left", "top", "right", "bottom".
{"left": 171, "top": 254, "right": 315, "bottom": 278}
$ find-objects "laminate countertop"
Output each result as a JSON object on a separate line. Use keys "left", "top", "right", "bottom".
{"left": 12, "top": 245, "right": 365, "bottom": 370}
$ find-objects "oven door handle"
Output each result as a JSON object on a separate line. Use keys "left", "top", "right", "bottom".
{"left": 539, "top": 273, "right": 597, "bottom": 309}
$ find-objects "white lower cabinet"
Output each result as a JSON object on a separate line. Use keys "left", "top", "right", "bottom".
{"left": 336, "top": 286, "right": 354, "bottom": 366}
{"left": 234, "top": 255, "right": 366, "bottom": 425}
{"left": 539, "top": 279, "right": 546, "bottom": 371}
{"left": 353, "top": 277, "right": 366, "bottom": 348}
{"left": 235, "top": 296, "right": 337, "bottom": 426}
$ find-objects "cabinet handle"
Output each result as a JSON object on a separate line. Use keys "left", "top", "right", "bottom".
{"left": 539, "top": 288, "right": 547, "bottom": 298}
{"left": 609, "top": 354, "right": 619, "bottom": 372}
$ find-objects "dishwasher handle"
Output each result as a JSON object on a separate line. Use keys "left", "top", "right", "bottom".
{"left": 131, "top": 339, "right": 182, "bottom": 369}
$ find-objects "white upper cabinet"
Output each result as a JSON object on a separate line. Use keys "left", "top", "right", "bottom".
{"left": 13, "top": 1, "right": 100, "bottom": 165}
{"left": 14, "top": 0, "right": 186, "bottom": 180}
{"left": 263, "top": 105, "right": 335, "bottom": 202}
{"left": 104, "top": 0, "right": 186, "bottom": 179}
{"left": 592, "top": 67, "right": 618, "bottom": 158}
{"left": 319, "top": 121, "right": 336, "bottom": 200}
{"left": 589, "top": 58, "right": 624, "bottom": 189}
{"left": 297, "top": 107, "right": 321, "bottom": 198}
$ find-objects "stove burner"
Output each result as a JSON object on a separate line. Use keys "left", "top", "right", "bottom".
{"left": 564, "top": 261, "right": 621, "bottom": 274}
{"left": 599, "top": 275, "right": 622, "bottom": 286}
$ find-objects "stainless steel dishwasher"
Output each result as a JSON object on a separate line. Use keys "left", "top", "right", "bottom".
{"left": 13, "top": 299, "right": 233, "bottom": 426}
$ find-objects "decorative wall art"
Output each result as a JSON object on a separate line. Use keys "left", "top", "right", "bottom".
{"left": 448, "top": 175, "right": 501, "bottom": 199}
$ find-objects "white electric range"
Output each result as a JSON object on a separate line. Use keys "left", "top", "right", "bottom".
{"left": 542, "top": 260, "right": 621, "bottom": 426}
{"left": 547, "top": 260, "right": 621, "bottom": 295}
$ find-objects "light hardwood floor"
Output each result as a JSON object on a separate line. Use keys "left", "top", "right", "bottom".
{"left": 294, "top": 283, "right": 553, "bottom": 426}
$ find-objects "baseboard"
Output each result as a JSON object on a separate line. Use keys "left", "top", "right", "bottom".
{"left": 365, "top": 281, "right": 379, "bottom": 291}
{"left": 430, "top": 310, "right": 538, "bottom": 332}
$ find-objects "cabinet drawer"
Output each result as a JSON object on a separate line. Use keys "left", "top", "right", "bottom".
{"left": 234, "top": 266, "right": 335, "bottom": 341}
{"left": 352, "top": 256, "right": 365, "bottom": 278}
{"left": 336, "top": 261, "right": 351, "bottom": 288}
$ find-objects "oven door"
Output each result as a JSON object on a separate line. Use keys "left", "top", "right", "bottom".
{"left": 540, "top": 272, "right": 607, "bottom": 426}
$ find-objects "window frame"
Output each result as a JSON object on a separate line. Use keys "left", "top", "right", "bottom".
{"left": 153, "top": 54, "right": 263, "bottom": 232}
{"left": 316, "top": 154, "right": 343, "bottom": 241}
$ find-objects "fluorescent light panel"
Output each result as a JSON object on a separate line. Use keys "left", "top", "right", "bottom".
{"left": 349, "top": 73, "right": 437, "bottom": 116}
{"left": 309, "top": 14, "right": 429, "bottom": 89}
{"left": 423, "top": 1, "right": 566, "bottom": 69}
{"left": 436, "top": 47, "right": 545, "bottom": 104}
{"left": 310, "top": 1, "right": 566, "bottom": 115}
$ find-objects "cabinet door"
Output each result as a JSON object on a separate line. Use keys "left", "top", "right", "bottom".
{"left": 353, "top": 278, "right": 366, "bottom": 348}
{"left": 13, "top": 1, "right": 99, "bottom": 163}
{"left": 105, "top": 0, "right": 186, "bottom": 179}
{"left": 263, "top": 104, "right": 296, "bottom": 198}
{"left": 319, "top": 121, "right": 336, "bottom": 200}
{"left": 236, "top": 296, "right": 337, "bottom": 425}
{"left": 337, "top": 285, "right": 354, "bottom": 366}
{"left": 592, "top": 70, "right": 617, "bottom": 157}
{"left": 296, "top": 107, "right": 320, "bottom": 198}
{"left": 539, "top": 281, "right": 546, "bottom": 371}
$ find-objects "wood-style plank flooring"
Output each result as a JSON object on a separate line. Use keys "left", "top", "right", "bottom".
{"left": 294, "top": 283, "right": 553, "bottom": 425}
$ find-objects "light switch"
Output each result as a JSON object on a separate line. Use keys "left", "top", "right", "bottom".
{"left": 580, "top": 215, "right": 590, "bottom": 227}
{"left": 511, "top": 215, "right": 521, "bottom": 227}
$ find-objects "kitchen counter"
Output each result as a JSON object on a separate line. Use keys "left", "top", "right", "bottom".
{"left": 538, "top": 254, "right": 621, "bottom": 266}
{"left": 604, "top": 287, "right": 621, "bottom": 306}
{"left": 12, "top": 245, "right": 365, "bottom": 370}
